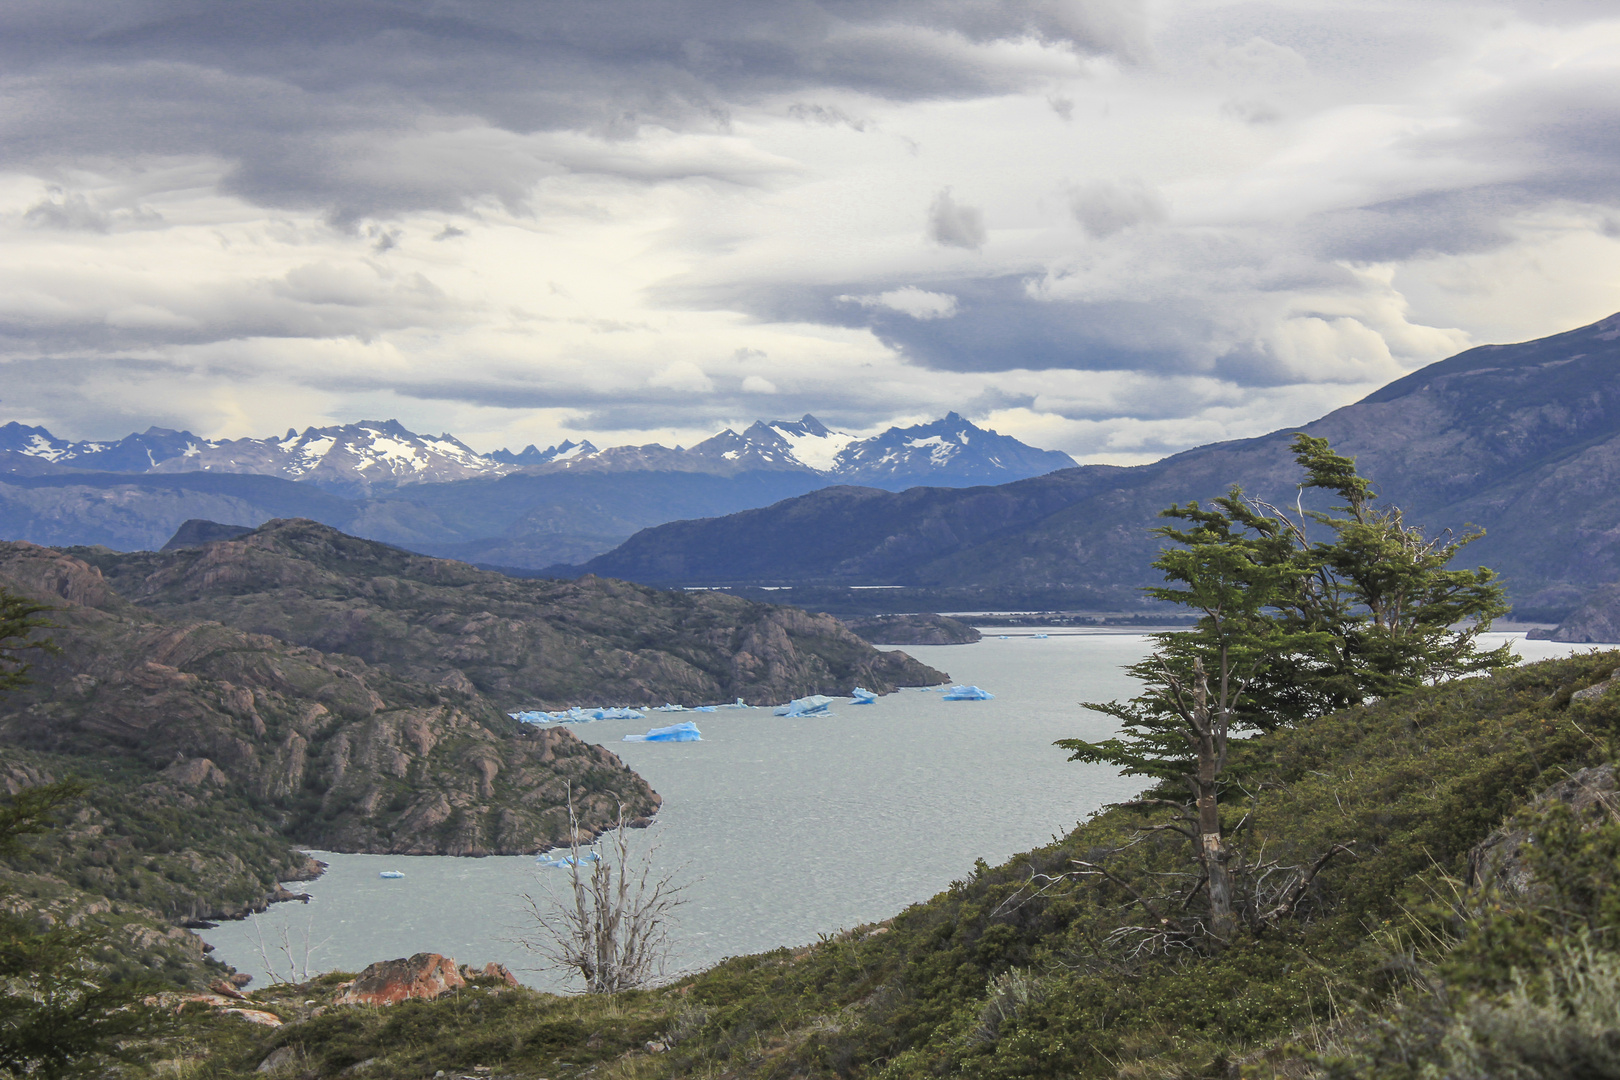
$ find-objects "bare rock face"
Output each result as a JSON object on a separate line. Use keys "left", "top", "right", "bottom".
{"left": 1536, "top": 585, "right": 1620, "bottom": 643}
{"left": 1467, "top": 764, "right": 1619, "bottom": 896}
{"left": 0, "top": 541, "right": 660, "bottom": 857}
{"left": 333, "top": 952, "right": 466, "bottom": 1006}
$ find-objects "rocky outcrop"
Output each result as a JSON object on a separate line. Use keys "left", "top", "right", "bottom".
{"left": 841, "top": 613, "right": 981, "bottom": 646}
{"left": 76, "top": 518, "right": 948, "bottom": 708}
{"left": 1531, "top": 584, "right": 1620, "bottom": 643}
{"left": 333, "top": 952, "right": 467, "bottom": 1006}
{"left": 1467, "top": 764, "right": 1620, "bottom": 895}
{"left": 0, "top": 542, "right": 660, "bottom": 857}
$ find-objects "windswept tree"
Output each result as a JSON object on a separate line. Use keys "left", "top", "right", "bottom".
{"left": 0, "top": 588, "right": 56, "bottom": 694}
{"left": 1058, "top": 436, "right": 1508, "bottom": 942}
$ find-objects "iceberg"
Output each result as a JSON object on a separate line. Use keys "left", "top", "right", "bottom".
{"left": 379, "top": 870, "right": 405, "bottom": 879}
{"left": 850, "top": 687, "right": 877, "bottom": 705}
{"left": 719, "top": 698, "right": 750, "bottom": 709}
{"left": 692, "top": 705, "right": 717, "bottom": 713}
{"left": 535, "top": 851, "right": 601, "bottom": 869}
{"left": 592, "top": 707, "right": 646, "bottom": 720}
{"left": 1032, "top": 633, "right": 1049, "bottom": 639}
{"left": 774, "top": 695, "right": 834, "bottom": 717}
{"left": 943, "top": 684, "right": 994, "bottom": 701}
{"left": 623, "top": 721, "right": 702, "bottom": 742}
{"left": 651, "top": 703, "right": 689, "bottom": 713}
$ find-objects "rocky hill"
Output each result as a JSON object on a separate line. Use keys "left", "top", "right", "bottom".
{"left": 70, "top": 518, "right": 947, "bottom": 709}
{"left": 0, "top": 541, "right": 660, "bottom": 860}
{"left": 561, "top": 311, "right": 1620, "bottom": 620}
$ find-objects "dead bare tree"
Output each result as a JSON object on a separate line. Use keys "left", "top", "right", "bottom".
{"left": 515, "top": 791, "right": 686, "bottom": 993}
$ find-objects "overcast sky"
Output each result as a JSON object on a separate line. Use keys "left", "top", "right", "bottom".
{"left": 2, "top": 1, "right": 1618, "bottom": 463}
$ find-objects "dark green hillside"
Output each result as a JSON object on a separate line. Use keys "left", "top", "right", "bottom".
{"left": 156, "top": 651, "right": 1620, "bottom": 1079}
{"left": 76, "top": 518, "right": 945, "bottom": 709}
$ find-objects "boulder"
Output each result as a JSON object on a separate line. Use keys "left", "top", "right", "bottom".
{"left": 334, "top": 952, "right": 467, "bottom": 1006}
{"left": 1467, "top": 764, "right": 1620, "bottom": 896}
{"left": 459, "top": 961, "right": 521, "bottom": 986}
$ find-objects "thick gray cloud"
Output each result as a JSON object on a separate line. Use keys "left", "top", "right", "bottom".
{"left": 0, "top": 0, "right": 1144, "bottom": 219}
{"left": 927, "top": 189, "right": 987, "bottom": 250}
{"left": 1068, "top": 179, "right": 1167, "bottom": 239}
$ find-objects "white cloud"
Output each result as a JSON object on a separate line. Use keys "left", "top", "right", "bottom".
{"left": 837, "top": 287, "right": 959, "bottom": 319}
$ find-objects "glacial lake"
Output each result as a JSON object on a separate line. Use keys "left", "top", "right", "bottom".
{"left": 200, "top": 631, "right": 1591, "bottom": 991}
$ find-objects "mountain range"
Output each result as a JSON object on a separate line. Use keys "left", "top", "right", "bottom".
{"left": 0, "top": 412, "right": 1075, "bottom": 495}
{"left": 558, "top": 311, "right": 1620, "bottom": 621}
{"left": 0, "top": 413, "right": 1075, "bottom": 569}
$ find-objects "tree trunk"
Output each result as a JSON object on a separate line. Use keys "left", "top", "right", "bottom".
{"left": 1192, "top": 660, "right": 1235, "bottom": 939}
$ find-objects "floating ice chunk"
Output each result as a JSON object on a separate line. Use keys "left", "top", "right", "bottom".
{"left": 719, "top": 698, "right": 750, "bottom": 709}
{"left": 651, "top": 703, "right": 689, "bottom": 713}
{"left": 592, "top": 707, "right": 646, "bottom": 720}
{"left": 998, "top": 635, "right": 1010, "bottom": 640}
{"left": 774, "top": 695, "right": 835, "bottom": 717}
{"left": 379, "top": 870, "right": 405, "bottom": 879}
{"left": 623, "top": 721, "right": 702, "bottom": 742}
{"left": 943, "top": 685, "right": 994, "bottom": 701}
{"left": 692, "top": 705, "right": 717, "bottom": 713}
{"left": 1033, "top": 633, "right": 1049, "bottom": 639}
{"left": 850, "top": 687, "right": 877, "bottom": 705}
{"left": 510, "top": 711, "right": 548, "bottom": 723}
{"left": 535, "top": 851, "right": 601, "bottom": 868}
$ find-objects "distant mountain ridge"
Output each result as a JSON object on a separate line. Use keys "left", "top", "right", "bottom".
{"left": 0, "top": 412, "right": 1076, "bottom": 495}
{"left": 560, "top": 311, "right": 1620, "bottom": 620}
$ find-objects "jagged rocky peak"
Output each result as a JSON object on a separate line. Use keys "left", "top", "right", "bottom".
{"left": 486, "top": 438, "right": 600, "bottom": 466}
{"left": 0, "top": 411, "right": 1078, "bottom": 490}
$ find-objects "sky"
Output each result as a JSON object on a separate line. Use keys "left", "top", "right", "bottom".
{"left": 2, "top": 1, "right": 1619, "bottom": 465}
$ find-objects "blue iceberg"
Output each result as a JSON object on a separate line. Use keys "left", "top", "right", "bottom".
{"left": 536, "top": 851, "right": 601, "bottom": 868}
{"left": 692, "top": 705, "right": 717, "bottom": 713}
{"left": 943, "top": 685, "right": 994, "bottom": 701}
{"left": 850, "top": 687, "right": 877, "bottom": 705}
{"left": 719, "top": 698, "right": 750, "bottom": 709}
{"left": 379, "top": 870, "right": 405, "bottom": 879}
{"left": 774, "top": 695, "right": 834, "bottom": 717}
{"left": 623, "top": 721, "right": 702, "bottom": 742}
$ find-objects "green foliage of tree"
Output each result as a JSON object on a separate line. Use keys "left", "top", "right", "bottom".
{"left": 0, "top": 588, "right": 55, "bottom": 696}
{"left": 0, "top": 599, "right": 170, "bottom": 1078}
{"left": 1056, "top": 435, "right": 1510, "bottom": 940}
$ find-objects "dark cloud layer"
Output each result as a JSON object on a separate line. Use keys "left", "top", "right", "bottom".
{"left": 0, "top": 1, "right": 1144, "bottom": 219}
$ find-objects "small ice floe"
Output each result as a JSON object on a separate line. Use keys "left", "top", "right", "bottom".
{"left": 535, "top": 851, "right": 601, "bottom": 869}
{"left": 850, "top": 687, "right": 878, "bottom": 705}
{"left": 692, "top": 705, "right": 717, "bottom": 713}
{"left": 651, "top": 703, "right": 689, "bottom": 713}
{"left": 774, "top": 695, "right": 835, "bottom": 717}
{"left": 1033, "top": 633, "right": 1049, "bottom": 639}
{"left": 943, "top": 685, "right": 994, "bottom": 701}
{"left": 718, "top": 698, "right": 750, "bottom": 709}
{"left": 623, "top": 721, "right": 702, "bottom": 742}
{"left": 379, "top": 870, "right": 405, "bottom": 879}
{"left": 997, "top": 635, "right": 1010, "bottom": 640}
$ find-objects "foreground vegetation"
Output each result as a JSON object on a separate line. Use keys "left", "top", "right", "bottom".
{"left": 87, "top": 648, "right": 1620, "bottom": 1078}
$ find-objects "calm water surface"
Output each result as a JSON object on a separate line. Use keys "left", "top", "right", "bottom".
{"left": 200, "top": 630, "right": 1588, "bottom": 989}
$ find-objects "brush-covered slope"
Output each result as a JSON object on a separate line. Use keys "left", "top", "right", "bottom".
{"left": 166, "top": 650, "right": 1620, "bottom": 1078}
{"left": 0, "top": 541, "right": 659, "bottom": 858}
{"left": 74, "top": 518, "right": 946, "bottom": 708}
{"left": 568, "top": 312, "right": 1620, "bottom": 618}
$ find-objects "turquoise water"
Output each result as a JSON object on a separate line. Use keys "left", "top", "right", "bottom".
{"left": 199, "top": 631, "right": 1587, "bottom": 990}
